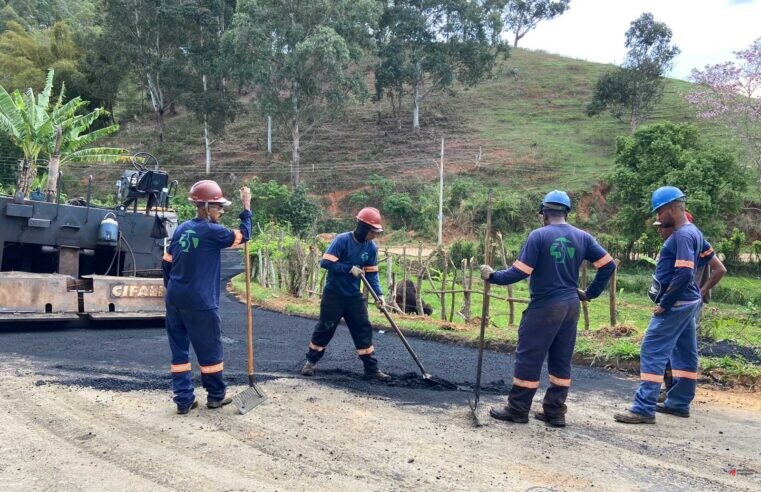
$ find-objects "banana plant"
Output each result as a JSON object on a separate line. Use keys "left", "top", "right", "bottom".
{"left": 0, "top": 69, "right": 129, "bottom": 197}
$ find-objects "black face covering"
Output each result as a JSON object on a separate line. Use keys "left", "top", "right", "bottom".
{"left": 353, "top": 220, "right": 372, "bottom": 242}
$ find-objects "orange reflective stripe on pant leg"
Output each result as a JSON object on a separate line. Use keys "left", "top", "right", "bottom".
{"left": 171, "top": 362, "right": 191, "bottom": 373}
{"left": 200, "top": 362, "right": 224, "bottom": 374}
{"left": 356, "top": 346, "right": 375, "bottom": 356}
{"left": 640, "top": 372, "right": 664, "bottom": 383}
{"left": 309, "top": 342, "right": 325, "bottom": 352}
{"left": 549, "top": 375, "right": 571, "bottom": 387}
{"left": 671, "top": 369, "right": 698, "bottom": 380}
{"left": 512, "top": 377, "right": 539, "bottom": 389}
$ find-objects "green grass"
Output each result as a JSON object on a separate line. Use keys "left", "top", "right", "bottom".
{"left": 230, "top": 264, "right": 761, "bottom": 381}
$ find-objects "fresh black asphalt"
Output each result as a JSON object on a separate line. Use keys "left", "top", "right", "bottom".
{"left": 0, "top": 250, "right": 638, "bottom": 406}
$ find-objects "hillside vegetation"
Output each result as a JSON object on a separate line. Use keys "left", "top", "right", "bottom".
{"left": 84, "top": 49, "right": 735, "bottom": 202}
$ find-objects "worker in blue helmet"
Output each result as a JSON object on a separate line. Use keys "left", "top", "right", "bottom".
{"left": 480, "top": 190, "right": 616, "bottom": 427}
{"left": 615, "top": 186, "right": 713, "bottom": 424}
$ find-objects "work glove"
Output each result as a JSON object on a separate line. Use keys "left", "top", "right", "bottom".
{"left": 375, "top": 295, "right": 386, "bottom": 310}
{"left": 349, "top": 265, "right": 363, "bottom": 278}
{"left": 480, "top": 265, "right": 494, "bottom": 281}
{"left": 577, "top": 288, "right": 588, "bottom": 302}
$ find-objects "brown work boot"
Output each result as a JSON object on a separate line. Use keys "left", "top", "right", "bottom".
{"left": 363, "top": 370, "right": 392, "bottom": 382}
{"left": 614, "top": 410, "right": 655, "bottom": 424}
{"left": 301, "top": 361, "right": 316, "bottom": 376}
{"left": 207, "top": 396, "right": 232, "bottom": 409}
{"left": 489, "top": 406, "right": 529, "bottom": 424}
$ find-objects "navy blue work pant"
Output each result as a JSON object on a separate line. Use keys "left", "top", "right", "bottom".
{"left": 631, "top": 302, "right": 700, "bottom": 417}
{"left": 166, "top": 304, "right": 226, "bottom": 408}
{"left": 507, "top": 299, "right": 580, "bottom": 417}
{"left": 306, "top": 290, "right": 379, "bottom": 373}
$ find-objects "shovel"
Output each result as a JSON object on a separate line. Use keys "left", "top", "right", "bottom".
{"left": 469, "top": 189, "right": 493, "bottom": 426}
{"left": 233, "top": 241, "right": 267, "bottom": 414}
{"left": 359, "top": 273, "right": 458, "bottom": 390}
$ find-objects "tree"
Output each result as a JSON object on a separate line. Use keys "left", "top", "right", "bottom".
{"left": 103, "top": 0, "right": 186, "bottom": 142}
{"left": 587, "top": 13, "right": 680, "bottom": 132}
{"left": 686, "top": 38, "right": 761, "bottom": 190}
{"left": 177, "top": 0, "right": 237, "bottom": 174}
{"left": 500, "top": 0, "right": 569, "bottom": 47}
{"left": 610, "top": 122, "right": 747, "bottom": 256}
{"left": 226, "top": 0, "right": 382, "bottom": 187}
{"left": 0, "top": 70, "right": 128, "bottom": 197}
{"left": 375, "top": 0, "right": 505, "bottom": 132}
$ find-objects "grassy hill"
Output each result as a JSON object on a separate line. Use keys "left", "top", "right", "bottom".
{"left": 62, "top": 48, "right": 746, "bottom": 220}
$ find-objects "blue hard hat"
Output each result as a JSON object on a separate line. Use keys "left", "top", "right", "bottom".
{"left": 540, "top": 190, "right": 571, "bottom": 212}
{"left": 651, "top": 186, "right": 686, "bottom": 212}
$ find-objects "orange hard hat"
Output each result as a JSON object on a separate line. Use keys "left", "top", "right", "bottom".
{"left": 188, "top": 180, "right": 231, "bottom": 206}
{"left": 356, "top": 207, "right": 383, "bottom": 232}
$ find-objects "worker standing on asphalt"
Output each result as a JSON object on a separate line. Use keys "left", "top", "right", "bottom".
{"left": 652, "top": 213, "right": 726, "bottom": 403}
{"left": 301, "top": 207, "right": 392, "bottom": 381}
{"left": 162, "top": 181, "right": 252, "bottom": 414}
{"left": 480, "top": 191, "right": 615, "bottom": 427}
{"left": 615, "top": 186, "right": 710, "bottom": 424}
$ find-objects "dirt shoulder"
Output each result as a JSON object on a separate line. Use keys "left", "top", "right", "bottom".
{"left": 1, "top": 362, "right": 759, "bottom": 491}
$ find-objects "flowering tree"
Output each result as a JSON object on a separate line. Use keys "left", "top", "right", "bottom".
{"left": 686, "top": 38, "right": 761, "bottom": 189}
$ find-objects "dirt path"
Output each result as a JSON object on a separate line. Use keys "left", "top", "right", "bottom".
{"left": 1, "top": 362, "right": 759, "bottom": 491}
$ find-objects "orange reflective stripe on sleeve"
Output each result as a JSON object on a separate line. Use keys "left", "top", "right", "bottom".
{"left": 356, "top": 346, "right": 375, "bottom": 356}
{"left": 671, "top": 369, "right": 698, "bottom": 380}
{"left": 322, "top": 253, "right": 339, "bottom": 262}
{"left": 162, "top": 252, "right": 173, "bottom": 263}
{"left": 640, "top": 372, "right": 664, "bottom": 383}
{"left": 363, "top": 265, "right": 379, "bottom": 273}
{"left": 593, "top": 253, "right": 613, "bottom": 268}
{"left": 231, "top": 230, "right": 243, "bottom": 247}
{"left": 309, "top": 342, "right": 325, "bottom": 352}
{"left": 549, "top": 375, "right": 571, "bottom": 387}
{"left": 675, "top": 260, "right": 695, "bottom": 269}
{"left": 170, "top": 362, "right": 191, "bottom": 373}
{"left": 513, "top": 260, "right": 534, "bottom": 275}
{"left": 700, "top": 247, "right": 714, "bottom": 258}
{"left": 200, "top": 362, "right": 224, "bottom": 374}
{"left": 512, "top": 377, "right": 539, "bottom": 389}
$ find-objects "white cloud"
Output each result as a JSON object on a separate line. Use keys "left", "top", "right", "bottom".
{"left": 516, "top": 0, "right": 761, "bottom": 79}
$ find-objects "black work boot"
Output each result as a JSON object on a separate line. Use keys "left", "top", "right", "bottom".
{"left": 534, "top": 410, "right": 566, "bottom": 427}
{"left": 177, "top": 400, "right": 199, "bottom": 415}
{"left": 301, "top": 361, "right": 316, "bottom": 376}
{"left": 489, "top": 406, "right": 529, "bottom": 424}
{"left": 657, "top": 388, "right": 668, "bottom": 403}
{"left": 363, "top": 369, "right": 392, "bottom": 382}
{"left": 655, "top": 403, "right": 689, "bottom": 418}
{"left": 614, "top": 410, "right": 655, "bottom": 424}
{"left": 207, "top": 396, "right": 232, "bottom": 409}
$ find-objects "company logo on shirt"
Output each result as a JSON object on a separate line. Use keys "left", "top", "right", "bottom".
{"left": 179, "top": 229, "right": 200, "bottom": 253}
{"left": 550, "top": 237, "right": 575, "bottom": 263}
{"left": 360, "top": 252, "right": 369, "bottom": 262}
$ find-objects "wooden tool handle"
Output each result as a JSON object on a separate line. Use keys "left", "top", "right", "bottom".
{"left": 244, "top": 241, "right": 254, "bottom": 377}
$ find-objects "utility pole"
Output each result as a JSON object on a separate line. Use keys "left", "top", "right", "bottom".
{"left": 267, "top": 115, "right": 272, "bottom": 154}
{"left": 438, "top": 136, "right": 444, "bottom": 247}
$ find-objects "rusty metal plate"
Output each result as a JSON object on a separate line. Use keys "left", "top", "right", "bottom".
{"left": 82, "top": 275, "right": 165, "bottom": 314}
{"left": 0, "top": 272, "right": 79, "bottom": 314}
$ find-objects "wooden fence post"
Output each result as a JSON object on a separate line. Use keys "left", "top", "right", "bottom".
{"left": 495, "top": 232, "right": 515, "bottom": 326}
{"left": 449, "top": 258, "right": 457, "bottom": 322}
{"left": 440, "top": 250, "right": 448, "bottom": 320}
{"left": 580, "top": 261, "right": 590, "bottom": 331}
{"left": 402, "top": 246, "right": 407, "bottom": 313}
{"left": 609, "top": 260, "right": 618, "bottom": 326}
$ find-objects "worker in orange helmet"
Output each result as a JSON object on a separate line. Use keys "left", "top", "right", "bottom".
{"left": 162, "top": 180, "right": 252, "bottom": 414}
{"left": 301, "top": 207, "right": 392, "bottom": 381}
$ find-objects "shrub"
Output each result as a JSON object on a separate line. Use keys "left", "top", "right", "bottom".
{"left": 448, "top": 238, "right": 477, "bottom": 266}
{"left": 717, "top": 228, "right": 745, "bottom": 266}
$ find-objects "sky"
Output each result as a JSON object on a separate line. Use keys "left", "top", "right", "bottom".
{"left": 518, "top": 0, "right": 761, "bottom": 80}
